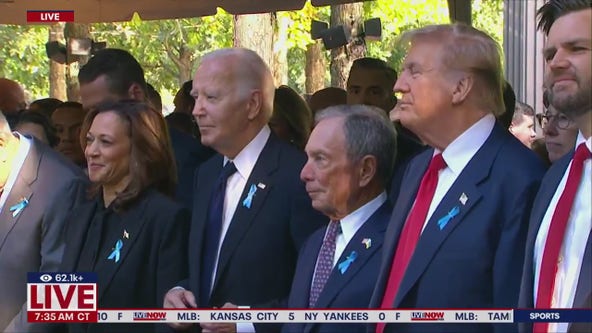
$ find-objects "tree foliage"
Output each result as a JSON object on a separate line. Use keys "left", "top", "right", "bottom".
{"left": 0, "top": 0, "right": 503, "bottom": 101}
{"left": 0, "top": 25, "right": 49, "bottom": 99}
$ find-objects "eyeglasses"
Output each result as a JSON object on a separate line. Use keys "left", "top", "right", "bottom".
{"left": 539, "top": 112, "right": 573, "bottom": 130}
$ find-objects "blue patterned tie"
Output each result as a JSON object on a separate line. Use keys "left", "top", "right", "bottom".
{"left": 309, "top": 220, "right": 341, "bottom": 307}
{"left": 200, "top": 162, "right": 237, "bottom": 306}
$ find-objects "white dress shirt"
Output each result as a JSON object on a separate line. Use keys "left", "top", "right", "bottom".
{"left": 0, "top": 133, "right": 31, "bottom": 213}
{"left": 210, "top": 125, "right": 271, "bottom": 290}
{"left": 420, "top": 114, "right": 495, "bottom": 231}
{"left": 310, "top": 191, "right": 387, "bottom": 292}
{"left": 534, "top": 133, "right": 592, "bottom": 333}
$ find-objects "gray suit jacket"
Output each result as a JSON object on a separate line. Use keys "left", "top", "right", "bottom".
{"left": 0, "top": 137, "right": 87, "bottom": 333}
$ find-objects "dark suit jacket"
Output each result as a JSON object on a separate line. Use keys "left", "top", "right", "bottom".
{"left": 369, "top": 124, "right": 546, "bottom": 333}
{"left": 169, "top": 127, "right": 215, "bottom": 210}
{"left": 389, "top": 124, "right": 426, "bottom": 205}
{"left": 0, "top": 137, "right": 87, "bottom": 333}
{"left": 281, "top": 202, "right": 391, "bottom": 333}
{"left": 181, "top": 134, "right": 327, "bottom": 323}
{"left": 60, "top": 189, "right": 190, "bottom": 333}
{"left": 518, "top": 151, "right": 592, "bottom": 333}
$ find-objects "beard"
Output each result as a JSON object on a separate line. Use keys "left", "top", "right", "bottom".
{"left": 547, "top": 77, "right": 592, "bottom": 119}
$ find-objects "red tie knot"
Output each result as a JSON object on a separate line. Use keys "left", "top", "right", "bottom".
{"left": 429, "top": 153, "right": 447, "bottom": 172}
{"left": 574, "top": 143, "right": 591, "bottom": 163}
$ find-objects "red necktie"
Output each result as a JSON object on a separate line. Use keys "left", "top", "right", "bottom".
{"left": 534, "top": 143, "right": 591, "bottom": 333}
{"left": 376, "top": 154, "right": 446, "bottom": 333}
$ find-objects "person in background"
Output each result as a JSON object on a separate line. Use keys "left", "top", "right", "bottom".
{"left": 60, "top": 101, "right": 189, "bottom": 333}
{"left": 497, "top": 80, "right": 517, "bottom": 129}
{"left": 541, "top": 90, "right": 579, "bottom": 163}
{"left": 29, "top": 98, "right": 63, "bottom": 119}
{"left": 0, "top": 78, "right": 26, "bottom": 128}
{"left": 146, "top": 83, "right": 163, "bottom": 113}
{"left": 510, "top": 101, "right": 537, "bottom": 149}
{"left": 164, "top": 48, "right": 326, "bottom": 333}
{"left": 308, "top": 87, "right": 347, "bottom": 116}
{"left": 519, "top": 2, "right": 591, "bottom": 333}
{"left": 14, "top": 110, "right": 58, "bottom": 147}
{"left": 0, "top": 112, "right": 87, "bottom": 333}
{"left": 173, "top": 80, "right": 195, "bottom": 116}
{"left": 371, "top": 23, "right": 545, "bottom": 333}
{"left": 346, "top": 57, "right": 425, "bottom": 204}
{"left": 270, "top": 85, "right": 313, "bottom": 150}
{"left": 51, "top": 102, "right": 87, "bottom": 168}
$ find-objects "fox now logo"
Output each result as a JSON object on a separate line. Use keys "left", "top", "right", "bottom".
{"left": 411, "top": 311, "right": 445, "bottom": 321}
{"left": 27, "top": 10, "right": 75, "bottom": 22}
{"left": 133, "top": 312, "right": 167, "bottom": 321}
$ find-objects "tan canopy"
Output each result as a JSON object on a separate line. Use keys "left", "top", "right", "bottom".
{"left": 0, "top": 0, "right": 373, "bottom": 24}
{"left": 0, "top": 1, "right": 471, "bottom": 25}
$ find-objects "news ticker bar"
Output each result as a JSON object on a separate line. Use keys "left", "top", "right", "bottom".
{"left": 26, "top": 309, "right": 592, "bottom": 324}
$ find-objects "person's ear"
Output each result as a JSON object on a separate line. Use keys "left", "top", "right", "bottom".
{"left": 451, "top": 75, "right": 473, "bottom": 105}
{"left": 246, "top": 90, "right": 263, "bottom": 121}
{"left": 128, "top": 83, "right": 146, "bottom": 102}
{"left": 358, "top": 155, "right": 377, "bottom": 187}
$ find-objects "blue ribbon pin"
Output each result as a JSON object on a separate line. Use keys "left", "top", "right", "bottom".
{"left": 9, "top": 197, "right": 29, "bottom": 217}
{"left": 107, "top": 239, "right": 123, "bottom": 263}
{"left": 338, "top": 251, "right": 358, "bottom": 274}
{"left": 242, "top": 184, "right": 257, "bottom": 209}
{"left": 437, "top": 206, "right": 460, "bottom": 230}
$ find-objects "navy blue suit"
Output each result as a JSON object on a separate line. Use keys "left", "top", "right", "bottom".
{"left": 519, "top": 151, "right": 592, "bottom": 333}
{"left": 281, "top": 202, "right": 391, "bottom": 333}
{"left": 369, "top": 124, "right": 546, "bottom": 333}
{"left": 180, "top": 133, "right": 327, "bottom": 321}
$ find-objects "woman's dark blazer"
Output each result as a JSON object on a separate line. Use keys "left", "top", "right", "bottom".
{"left": 60, "top": 188, "right": 190, "bottom": 333}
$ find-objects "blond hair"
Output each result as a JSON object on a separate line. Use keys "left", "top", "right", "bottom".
{"left": 400, "top": 23, "right": 505, "bottom": 116}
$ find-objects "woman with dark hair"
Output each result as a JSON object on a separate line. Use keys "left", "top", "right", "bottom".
{"left": 59, "top": 101, "right": 189, "bottom": 333}
{"left": 270, "top": 85, "right": 313, "bottom": 150}
{"left": 14, "top": 110, "right": 59, "bottom": 147}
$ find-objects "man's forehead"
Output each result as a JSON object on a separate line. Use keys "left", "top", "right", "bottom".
{"left": 547, "top": 9, "right": 592, "bottom": 41}
{"left": 348, "top": 68, "right": 390, "bottom": 87}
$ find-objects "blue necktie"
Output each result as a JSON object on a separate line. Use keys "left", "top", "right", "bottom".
{"left": 200, "top": 161, "right": 237, "bottom": 306}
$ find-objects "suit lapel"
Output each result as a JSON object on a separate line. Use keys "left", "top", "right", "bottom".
{"left": 304, "top": 203, "right": 389, "bottom": 333}
{"left": 573, "top": 230, "right": 592, "bottom": 308}
{"left": 0, "top": 141, "right": 40, "bottom": 250}
{"left": 520, "top": 153, "right": 572, "bottom": 312}
{"left": 191, "top": 157, "right": 223, "bottom": 281}
{"left": 395, "top": 125, "right": 505, "bottom": 306}
{"left": 368, "top": 152, "right": 430, "bottom": 308}
{"left": 291, "top": 234, "right": 323, "bottom": 309}
{"left": 383, "top": 151, "right": 431, "bottom": 258}
{"left": 213, "top": 136, "right": 278, "bottom": 290}
{"left": 97, "top": 195, "right": 150, "bottom": 299}
{"left": 61, "top": 201, "right": 97, "bottom": 271}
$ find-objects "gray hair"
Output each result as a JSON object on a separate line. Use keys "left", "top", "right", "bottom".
{"left": 201, "top": 48, "right": 275, "bottom": 121}
{"left": 315, "top": 104, "right": 397, "bottom": 185}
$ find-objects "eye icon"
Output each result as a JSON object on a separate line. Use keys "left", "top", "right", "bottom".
{"left": 40, "top": 274, "right": 52, "bottom": 282}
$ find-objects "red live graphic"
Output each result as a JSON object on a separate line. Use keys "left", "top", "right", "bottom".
{"left": 29, "top": 284, "right": 96, "bottom": 310}
{"left": 27, "top": 10, "right": 75, "bottom": 23}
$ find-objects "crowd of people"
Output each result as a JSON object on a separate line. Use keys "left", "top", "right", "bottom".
{"left": 0, "top": 0, "right": 589, "bottom": 332}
